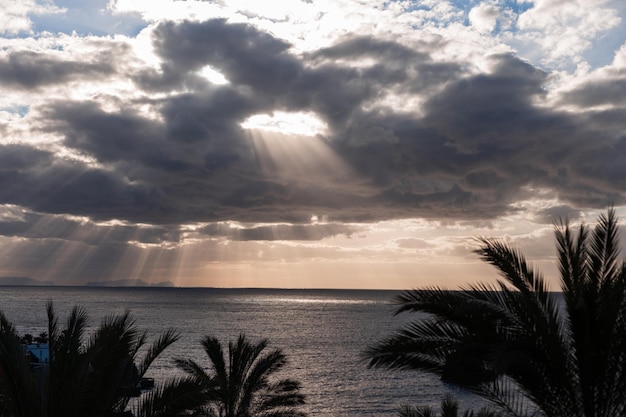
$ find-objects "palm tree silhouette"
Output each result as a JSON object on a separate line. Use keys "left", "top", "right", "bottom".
{"left": 0, "top": 310, "right": 42, "bottom": 417}
{"left": 366, "top": 209, "right": 626, "bottom": 417}
{"left": 399, "top": 395, "right": 502, "bottom": 417}
{"left": 0, "top": 302, "right": 207, "bottom": 417}
{"left": 177, "top": 334, "right": 306, "bottom": 417}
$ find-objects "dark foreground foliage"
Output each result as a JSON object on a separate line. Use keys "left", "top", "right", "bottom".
{"left": 367, "top": 209, "right": 626, "bottom": 417}
{"left": 0, "top": 302, "right": 208, "bottom": 417}
{"left": 399, "top": 395, "right": 503, "bottom": 417}
{"left": 0, "top": 302, "right": 307, "bottom": 417}
{"left": 177, "top": 334, "right": 307, "bottom": 417}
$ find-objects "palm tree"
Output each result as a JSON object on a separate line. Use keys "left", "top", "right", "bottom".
{"left": 45, "top": 303, "right": 189, "bottom": 417}
{"left": 0, "top": 302, "right": 207, "bottom": 417}
{"left": 133, "top": 377, "right": 211, "bottom": 417}
{"left": 176, "top": 334, "right": 306, "bottom": 417}
{"left": 0, "top": 310, "right": 43, "bottom": 417}
{"left": 366, "top": 209, "right": 626, "bottom": 417}
{"left": 399, "top": 395, "right": 502, "bottom": 417}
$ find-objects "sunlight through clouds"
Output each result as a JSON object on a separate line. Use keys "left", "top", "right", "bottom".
{"left": 198, "top": 65, "right": 229, "bottom": 85}
{"left": 241, "top": 111, "right": 328, "bottom": 137}
{"left": 0, "top": 0, "right": 625, "bottom": 288}
{"left": 243, "top": 129, "right": 354, "bottom": 191}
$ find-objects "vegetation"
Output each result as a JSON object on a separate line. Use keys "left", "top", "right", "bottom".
{"left": 399, "top": 395, "right": 503, "bottom": 417}
{"left": 366, "top": 209, "right": 626, "bottom": 417}
{"left": 177, "top": 334, "right": 307, "bottom": 417}
{"left": 0, "top": 302, "right": 207, "bottom": 417}
{"left": 20, "top": 333, "right": 47, "bottom": 345}
{"left": 0, "top": 302, "right": 307, "bottom": 417}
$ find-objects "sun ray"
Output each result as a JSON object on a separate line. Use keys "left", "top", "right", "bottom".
{"left": 244, "top": 128, "right": 354, "bottom": 188}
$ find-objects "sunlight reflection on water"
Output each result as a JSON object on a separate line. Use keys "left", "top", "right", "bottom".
{"left": 248, "top": 296, "right": 387, "bottom": 305}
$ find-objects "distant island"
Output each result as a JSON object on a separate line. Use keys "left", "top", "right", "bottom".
{"left": 0, "top": 277, "right": 174, "bottom": 287}
{"left": 0, "top": 276, "right": 56, "bottom": 286}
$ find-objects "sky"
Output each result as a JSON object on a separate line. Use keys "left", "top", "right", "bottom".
{"left": 1, "top": 0, "right": 625, "bottom": 289}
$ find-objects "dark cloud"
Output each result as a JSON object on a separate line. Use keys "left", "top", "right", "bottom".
{"left": 533, "top": 205, "right": 583, "bottom": 224}
{"left": 0, "top": 143, "right": 170, "bottom": 223}
{"left": 199, "top": 222, "right": 360, "bottom": 241}
{"left": 161, "top": 88, "right": 260, "bottom": 144}
{"left": 559, "top": 78, "right": 626, "bottom": 108}
{"left": 0, "top": 207, "right": 179, "bottom": 246}
{"left": 421, "top": 54, "right": 548, "bottom": 153}
{"left": 0, "top": 143, "right": 51, "bottom": 171}
{"left": 145, "top": 19, "right": 450, "bottom": 126}
{"left": 1, "top": 19, "right": 622, "bottom": 229}
{"left": 41, "top": 100, "right": 196, "bottom": 173}
{"left": 151, "top": 19, "right": 299, "bottom": 92}
{"left": 310, "top": 36, "right": 428, "bottom": 63}
{"left": 0, "top": 49, "right": 120, "bottom": 89}
{"left": 329, "top": 53, "right": 626, "bottom": 218}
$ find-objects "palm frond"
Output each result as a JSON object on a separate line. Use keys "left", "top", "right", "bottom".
{"left": 81, "top": 311, "right": 141, "bottom": 415}
{"left": 440, "top": 394, "right": 459, "bottom": 417}
{"left": 397, "top": 395, "right": 504, "bottom": 417}
{"left": 234, "top": 336, "right": 273, "bottom": 415}
{"left": 201, "top": 336, "right": 228, "bottom": 385}
{"left": 474, "top": 238, "right": 548, "bottom": 295}
{"left": 46, "top": 301, "right": 59, "bottom": 351}
{"left": 175, "top": 358, "right": 211, "bottom": 384}
{"left": 256, "top": 379, "right": 305, "bottom": 412}
{"left": 555, "top": 219, "right": 587, "bottom": 299}
{"left": 134, "top": 377, "right": 209, "bottom": 417}
{"left": 398, "top": 404, "right": 425, "bottom": 417}
{"left": 137, "top": 327, "right": 180, "bottom": 377}
{"left": 368, "top": 209, "right": 626, "bottom": 417}
{"left": 588, "top": 209, "right": 621, "bottom": 287}
{"left": 365, "top": 319, "right": 463, "bottom": 372}
{"left": 0, "top": 311, "right": 43, "bottom": 417}
{"left": 192, "top": 334, "right": 306, "bottom": 417}
{"left": 48, "top": 304, "right": 92, "bottom": 417}
{"left": 474, "top": 376, "right": 537, "bottom": 417}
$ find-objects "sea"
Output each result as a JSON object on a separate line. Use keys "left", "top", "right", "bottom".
{"left": 0, "top": 286, "right": 486, "bottom": 417}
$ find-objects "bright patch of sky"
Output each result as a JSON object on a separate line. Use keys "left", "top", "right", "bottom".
{"left": 14, "top": 0, "right": 146, "bottom": 37}
{"left": 241, "top": 112, "right": 328, "bottom": 137}
{"left": 0, "top": 105, "right": 29, "bottom": 119}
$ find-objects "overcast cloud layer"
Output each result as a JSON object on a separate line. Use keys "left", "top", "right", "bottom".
{"left": 1, "top": 0, "right": 625, "bottom": 288}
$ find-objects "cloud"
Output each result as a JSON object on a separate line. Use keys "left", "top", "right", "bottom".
{"left": 560, "top": 79, "right": 626, "bottom": 109}
{"left": 555, "top": 46, "right": 626, "bottom": 109}
{"left": 533, "top": 205, "right": 583, "bottom": 224}
{"left": 0, "top": 50, "right": 118, "bottom": 89}
{"left": 394, "top": 237, "right": 434, "bottom": 250}
{"left": 0, "top": 0, "right": 65, "bottom": 35}
{"left": 515, "top": 0, "right": 621, "bottom": 66}
{"left": 0, "top": 143, "right": 166, "bottom": 223}
{"left": 199, "top": 222, "right": 360, "bottom": 241}
{"left": 469, "top": 3, "right": 500, "bottom": 34}
{"left": 0, "top": 18, "right": 618, "bottom": 228}
{"left": 0, "top": 205, "right": 179, "bottom": 246}
{"left": 146, "top": 19, "right": 299, "bottom": 92}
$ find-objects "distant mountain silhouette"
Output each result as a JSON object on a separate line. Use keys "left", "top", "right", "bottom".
{"left": 85, "top": 279, "right": 175, "bottom": 287}
{"left": 0, "top": 276, "right": 56, "bottom": 286}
